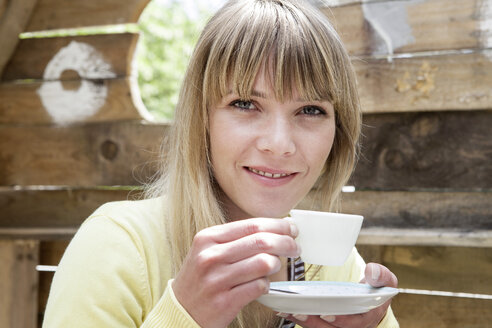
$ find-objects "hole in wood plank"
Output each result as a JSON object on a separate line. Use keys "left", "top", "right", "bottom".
{"left": 100, "top": 140, "right": 118, "bottom": 161}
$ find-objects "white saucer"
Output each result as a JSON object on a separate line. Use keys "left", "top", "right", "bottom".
{"left": 257, "top": 281, "right": 398, "bottom": 315}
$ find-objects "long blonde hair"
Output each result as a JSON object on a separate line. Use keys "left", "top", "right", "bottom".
{"left": 146, "top": 0, "right": 361, "bottom": 326}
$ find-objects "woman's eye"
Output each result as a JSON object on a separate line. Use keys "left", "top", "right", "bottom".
{"left": 230, "top": 100, "right": 256, "bottom": 111}
{"left": 301, "top": 106, "right": 326, "bottom": 116}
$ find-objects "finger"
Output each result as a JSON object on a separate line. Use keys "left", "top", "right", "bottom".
{"left": 228, "top": 277, "right": 270, "bottom": 311}
{"left": 286, "top": 314, "right": 338, "bottom": 328}
{"left": 364, "top": 263, "right": 398, "bottom": 288}
{"left": 202, "top": 218, "right": 297, "bottom": 244}
{"left": 209, "top": 253, "right": 282, "bottom": 290}
{"left": 203, "top": 231, "right": 300, "bottom": 264}
{"left": 328, "top": 300, "right": 391, "bottom": 328}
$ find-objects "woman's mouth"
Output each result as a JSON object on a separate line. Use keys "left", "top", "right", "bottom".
{"left": 247, "top": 167, "right": 293, "bottom": 178}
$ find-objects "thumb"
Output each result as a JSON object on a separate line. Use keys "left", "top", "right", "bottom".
{"left": 364, "top": 263, "right": 398, "bottom": 288}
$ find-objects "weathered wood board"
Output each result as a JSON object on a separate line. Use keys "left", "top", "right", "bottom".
{"left": 0, "top": 240, "right": 39, "bottom": 328}
{"left": 354, "top": 50, "right": 492, "bottom": 113}
{"left": 357, "top": 244, "right": 492, "bottom": 294}
{"left": 324, "top": 0, "right": 492, "bottom": 56}
{"left": 350, "top": 110, "right": 492, "bottom": 190}
{"left": 25, "top": 0, "right": 150, "bottom": 32}
{"left": 0, "top": 0, "right": 37, "bottom": 78}
{"left": 340, "top": 191, "right": 492, "bottom": 229}
{"left": 0, "top": 187, "right": 141, "bottom": 230}
{"left": 2, "top": 33, "right": 139, "bottom": 81}
{"left": 0, "top": 121, "right": 167, "bottom": 186}
{"left": 37, "top": 240, "right": 69, "bottom": 323}
{"left": 391, "top": 293, "right": 492, "bottom": 328}
{"left": 0, "top": 78, "right": 145, "bottom": 124}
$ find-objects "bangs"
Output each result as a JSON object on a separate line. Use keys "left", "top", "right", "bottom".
{"left": 202, "top": 0, "right": 341, "bottom": 106}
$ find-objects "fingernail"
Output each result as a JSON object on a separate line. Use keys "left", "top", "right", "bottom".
{"left": 289, "top": 223, "right": 298, "bottom": 237}
{"left": 320, "top": 315, "right": 336, "bottom": 323}
{"left": 371, "top": 264, "right": 381, "bottom": 281}
{"left": 293, "top": 314, "right": 308, "bottom": 321}
{"left": 276, "top": 312, "right": 288, "bottom": 318}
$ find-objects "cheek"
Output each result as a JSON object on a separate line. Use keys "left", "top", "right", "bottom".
{"left": 308, "top": 128, "right": 336, "bottom": 171}
{"left": 209, "top": 113, "right": 242, "bottom": 171}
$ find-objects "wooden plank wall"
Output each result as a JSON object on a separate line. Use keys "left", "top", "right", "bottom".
{"left": 323, "top": 0, "right": 492, "bottom": 327}
{"left": 0, "top": 0, "right": 491, "bottom": 327}
{"left": 0, "top": 0, "right": 152, "bottom": 327}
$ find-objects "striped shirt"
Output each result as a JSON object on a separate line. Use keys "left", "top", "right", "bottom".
{"left": 280, "top": 257, "right": 305, "bottom": 328}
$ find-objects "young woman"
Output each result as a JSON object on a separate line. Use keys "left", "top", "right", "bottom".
{"left": 43, "top": 0, "right": 399, "bottom": 327}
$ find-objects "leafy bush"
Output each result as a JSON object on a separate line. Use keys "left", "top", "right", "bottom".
{"left": 136, "top": 0, "right": 211, "bottom": 121}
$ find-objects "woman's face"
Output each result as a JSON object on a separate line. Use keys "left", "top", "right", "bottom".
{"left": 209, "top": 71, "right": 336, "bottom": 220}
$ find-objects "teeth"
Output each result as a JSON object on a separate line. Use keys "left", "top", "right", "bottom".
{"left": 248, "top": 167, "right": 289, "bottom": 178}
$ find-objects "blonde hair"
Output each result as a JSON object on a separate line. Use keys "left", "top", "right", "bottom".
{"left": 146, "top": 0, "right": 361, "bottom": 326}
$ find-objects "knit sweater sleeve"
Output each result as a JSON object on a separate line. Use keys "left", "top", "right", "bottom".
{"left": 42, "top": 215, "right": 200, "bottom": 328}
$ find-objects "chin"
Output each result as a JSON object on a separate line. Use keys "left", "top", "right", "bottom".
{"left": 248, "top": 205, "right": 292, "bottom": 219}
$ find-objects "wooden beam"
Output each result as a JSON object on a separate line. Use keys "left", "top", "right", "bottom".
{"left": 357, "top": 228, "right": 492, "bottom": 248}
{"left": 0, "top": 187, "right": 139, "bottom": 229}
{"left": 391, "top": 293, "right": 492, "bottom": 328}
{"left": 0, "top": 0, "right": 7, "bottom": 19}
{"left": 25, "top": 0, "right": 150, "bottom": 32}
{"left": 339, "top": 191, "right": 492, "bottom": 230}
{"left": 0, "top": 77, "right": 146, "bottom": 124}
{"left": 0, "top": 239, "right": 39, "bottom": 328}
{"left": 354, "top": 50, "right": 492, "bottom": 113}
{"left": 38, "top": 241, "right": 69, "bottom": 324}
{"left": 325, "top": 0, "right": 492, "bottom": 56}
{"left": 350, "top": 110, "right": 492, "bottom": 190}
{"left": 0, "top": 121, "right": 168, "bottom": 186}
{"left": 2, "top": 33, "right": 139, "bottom": 81}
{"left": 357, "top": 244, "right": 492, "bottom": 295}
{"left": 0, "top": 0, "right": 38, "bottom": 79}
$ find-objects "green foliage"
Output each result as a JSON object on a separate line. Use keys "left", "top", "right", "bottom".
{"left": 136, "top": 0, "right": 210, "bottom": 121}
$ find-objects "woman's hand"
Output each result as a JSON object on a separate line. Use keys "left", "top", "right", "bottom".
{"left": 172, "top": 218, "right": 300, "bottom": 328}
{"left": 282, "top": 263, "right": 398, "bottom": 328}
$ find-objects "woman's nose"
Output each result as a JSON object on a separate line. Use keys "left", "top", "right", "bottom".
{"left": 256, "top": 117, "right": 296, "bottom": 156}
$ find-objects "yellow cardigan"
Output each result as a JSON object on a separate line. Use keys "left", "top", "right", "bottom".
{"left": 43, "top": 198, "right": 398, "bottom": 327}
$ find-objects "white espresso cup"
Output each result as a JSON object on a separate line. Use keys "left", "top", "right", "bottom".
{"left": 285, "top": 209, "right": 363, "bottom": 266}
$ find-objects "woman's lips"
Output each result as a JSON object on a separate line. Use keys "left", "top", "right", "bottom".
{"left": 247, "top": 167, "right": 292, "bottom": 178}
{"left": 244, "top": 167, "right": 298, "bottom": 186}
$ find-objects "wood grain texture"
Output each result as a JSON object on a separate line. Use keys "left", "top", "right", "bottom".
{"left": 354, "top": 50, "right": 492, "bottom": 113}
{"left": 391, "top": 293, "right": 492, "bottom": 328}
{"left": 350, "top": 110, "right": 492, "bottom": 190}
{"left": 0, "top": 121, "right": 168, "bottom": 186}
{"left": 0, "top": 0, "right": 38, "bottom": 79}
{"left": 2, "top": 33, "right": 138, "bottom": 81}
{"left": 37, "top": 240, "right": 69, "bottom": 323}
{"left": 0, "top": 240, "right": 39, "bottom": 328}
{"left": 325, "top": 0, "right": 492, "bottom": 56}
{"left": 357, "top": 244, "right": 492, "bottom": 295}
{"left": 0, "top": 187, "right": 142, "bottom": 229}
{"left": 0, "top": 0, "right": 8, "bottom": 18}
{"left": 357, "top": 228, "right": 492, "bottom": 248}
{"left": 0, "top": 78, "right": 145, "bottom": 123}
{"left": 25, "top": 0, "right": 150, "bottom": 31}
{"left": 340, "top": 191, "right": 492, "bottom": 229}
